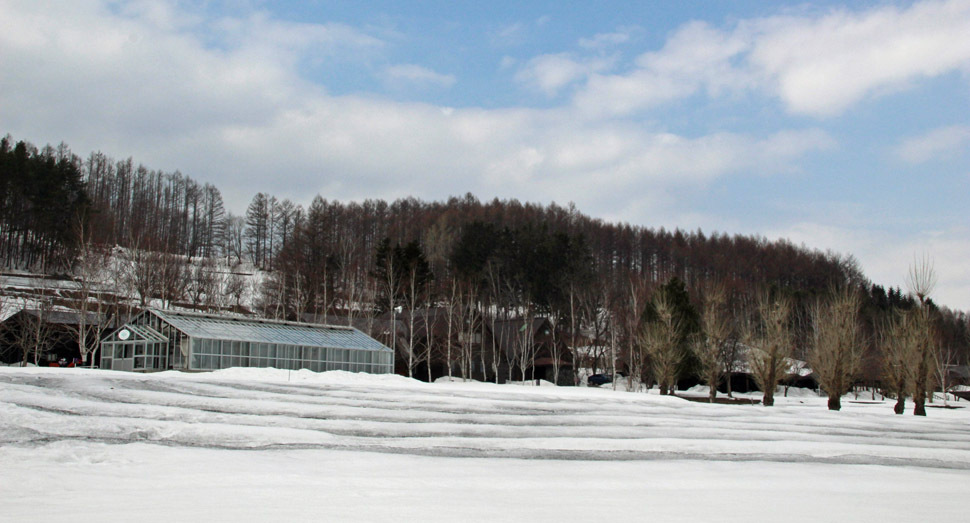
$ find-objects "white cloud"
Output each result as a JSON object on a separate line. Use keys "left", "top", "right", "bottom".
{"left": 490, "top": 22, "right": 525, "bottom": 47}
{"left": 771, "top": 222, "right": 970, "bottom": 311}
{"left": 381, "top": 64, "right": 456, "bottom": 89}
{"left": 0, "top": 1, "right": 834, "bottom": 214}
{"left": 567, "top": 0, "right": 970, "bottom": 118}
{"left": 4, "top": 0, "right": 966, "bottom": 311}
{"left": 897, "top": 125, "right": 970, "bottom": 164}
{"left": 214, "top": 12, "right": 384, "bottom": 61}
{"left": 572, "top": 21, "right": 753, "bottom": 116}
{"left": 578, "top": 28, "right": 636, "bottom": 50}
{"left": 515, "top": 53, "right": 613, "bottom": 97}
{"left": 748, "top": 0, "right": 970, "bottom": 116}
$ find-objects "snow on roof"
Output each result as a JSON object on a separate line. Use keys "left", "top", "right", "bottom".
{"left": 149, "top": 309, "right": 392, "bottom": 352}
{"left": 18, "top": 309, "right": 105, "bottom": 325}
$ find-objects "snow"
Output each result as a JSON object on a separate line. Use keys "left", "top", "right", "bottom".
{"left": 2, "top": 367, "right": 969, "bottom": 522}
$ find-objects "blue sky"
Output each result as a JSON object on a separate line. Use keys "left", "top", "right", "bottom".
{"left": 0, "top": 0, "right": 968, "bottom": 309}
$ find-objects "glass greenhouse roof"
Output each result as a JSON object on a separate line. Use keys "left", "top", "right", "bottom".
{"left": 151, "top": 310, "right": 391, "bottom": 352}
{"left": 104, "top": 324, "right": 168, "bottom": 343}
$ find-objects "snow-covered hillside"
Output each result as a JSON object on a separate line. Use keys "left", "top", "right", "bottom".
{"left": 2, "top": 367, "right": 968, "bottom": 522}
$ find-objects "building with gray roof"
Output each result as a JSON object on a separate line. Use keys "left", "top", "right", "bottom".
{"left": 100, "top": 309, "right": 393, "bottom": 374}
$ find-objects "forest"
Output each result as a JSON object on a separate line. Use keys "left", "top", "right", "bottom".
{"left": 1, "top": 134, "right": 967, "bottom": 414}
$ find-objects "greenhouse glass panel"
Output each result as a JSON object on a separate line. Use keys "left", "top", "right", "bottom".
{"left": 112, "top": 309, "right": 393, "bottom": 374}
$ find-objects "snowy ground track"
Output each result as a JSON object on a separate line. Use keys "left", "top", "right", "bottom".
{"left": 3, "top": 368, "right": 968, "bottom": 468}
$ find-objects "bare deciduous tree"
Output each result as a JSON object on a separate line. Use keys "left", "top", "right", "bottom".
{"left": 623, "top": 274, "right": 651, "bottom": 392}
{"left": 456, "top": 281, "right": 480, "bottom": 380}
{"left": 67, "top": 221, "right": 113, "bottom": 366}
{"left": 692, "top": 284, "right": 732, "bottom": 402}
{"left": 906, "top": 254, "right": 937, "bottom": 306}
{"left": 642, "top": 294, "right": 682, "bottom": 396}
{"left": 745, "top": 293, "right": 792, "bottom": 407}
{"left": 186, "top": 256, "right": 220, "bottom": 311}
{"left": 222, "top": 270, "right": 246, "bottom": 310}
{"left": 14, "top": 297, "right": 56, "bottom": 366}
{"left": 884, "top": 313, "right": 913, "bottom": 414}
{"left": 906, "top": 257, "right": 937, "bottom": 416}
{"left": 809, "top": 287, "right": 864, "bottom": 411}
{"left": 935, "top": 345, "right": 957, "bottom": 407}
{"left": 907, "top": 305, "right": 935, "bottom": 416}
{"left": 444, "top": 276, "right": 460, "bottom": 379}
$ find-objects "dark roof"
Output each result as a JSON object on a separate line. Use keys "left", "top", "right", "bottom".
{"left": 492, "top": 317, "right": 549, "bottom": 342}
{"left": 299, "top": 313, "right": 408, "bottom": 341}
{"left": 10, "top": 309, "right": 107, "bottom": 326}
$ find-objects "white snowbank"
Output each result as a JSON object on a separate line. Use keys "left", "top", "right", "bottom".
{"left": 2, "top": 367, "right": 968, "bottom": 522}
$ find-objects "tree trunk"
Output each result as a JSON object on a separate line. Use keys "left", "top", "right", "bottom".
{"left": 762, "top": 388, "right": 775, "bottom": 407}
{"left": 913, "top": 371, "right": 927, "bottom": 416}
{"left": 913, "top": 396, "right": 927, "bottom": 416}
{"left": 893, "top": 396, "right": 905, "bottom": 414}
{"left": 827, "top": 395, "right": 841, "bottom": 411}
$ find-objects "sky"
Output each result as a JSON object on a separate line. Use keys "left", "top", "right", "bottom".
{"left": 0, "top": 0, "right": 968, "bottom": 309}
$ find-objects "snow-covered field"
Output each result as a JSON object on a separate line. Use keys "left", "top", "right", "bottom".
{"left": 2, "top": 367, "right": 968, "bottom": 522}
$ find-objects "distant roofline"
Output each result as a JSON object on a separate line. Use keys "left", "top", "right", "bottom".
{"left": 147, "top": 308, "right": 357, "bottom": 332}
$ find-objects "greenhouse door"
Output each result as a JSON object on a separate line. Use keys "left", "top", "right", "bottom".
{"left": 112, "top": 343, "right": 135, "bottom": 372}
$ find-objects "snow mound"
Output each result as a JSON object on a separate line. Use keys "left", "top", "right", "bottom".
{"left": 200, "top": 367, "right": 424, "bottom": 387}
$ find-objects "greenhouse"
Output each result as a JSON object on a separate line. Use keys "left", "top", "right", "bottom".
{"left": 99, "top": 309, "right": 394, "bottom": 374}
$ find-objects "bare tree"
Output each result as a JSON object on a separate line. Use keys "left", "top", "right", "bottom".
{"left": 515, "top": 311, "right": 537, "bottom": 383}
{"left": 907, "top": 305, "right": 936, "bottom": 416}
{"left": 642, "top": 293, "right": 682, "bottom": 396}
{"left": 423, "top": 279, "right": 441, "bottom": 383}
{"left": 622, "top": 274, "right": 651, "bottom": 392}
{"left": 222, "top": 270, "right": 247, "bottom": 310}
{"left": 187, "top": 256, "right": 218, "bottom": 310}
{"left": 579, "top": 285, "right": 610, "bottom": 376}
{"left": 121, "top": 245, "right": 152, "bottom": 307}
{"left": 906, "top": 257, "right": 937, "bottom": 416}
{"left": 548, "top": 317, "right": 566, "bottom": 385}
{"left": 906, "top": 254, "right": 937, "bottom": 305}
{"left": 67, "top": 222, "right": 112, "bottom": 366}
{"left": 809, "top": 287, "right": 864, "bottom": 411}
{"left": 745, "top": 293, "right": 792, "bottom": 407}
{"left": 722, "top": 337, "right": 744, "bottom": 398}
{"left": 290, "top": 270, "right": 312, "bottom": 322}
{"left": 607, "top": 302, "right": 620, "bottom": 391}
{"left": 455, "top": 281, "right": 480, "bottom": 380}
{"left": 935, "top": 345, "right": 957, "bottom": 407}
{"left": 444, "top": 276, "right": 460, "bottom": 379}
{"left": 884, "top": 313, "right": 913, "bottom": 414}
{"left": 402, "top": 255, "right": 428, "bottom": 378}
{"left": 157, "top": 252, "right": 189, "bottom": 309}
{"left": 692, "top": 284, "right": 732, "bottom": 402}
{"left": 14, "top": 297, "right": 56, "bottom": 366}
{"left": 484, "top": 260, "right": 505, "bottom": 384}
{"left": 337, "top": 233, "right": 367, "bottom": 326}
{"left": 224, "top": 213, "right": 246, "bottom": 267}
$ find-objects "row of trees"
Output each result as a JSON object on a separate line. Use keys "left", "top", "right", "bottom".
{"left": 642, "top": 258, "right": 957, "bottom": 415}
{"left": 0, "top": 138, "right": 89, "bottom": 271}
{"left": 2, "top": 134, "right": 967, "bottom": 415}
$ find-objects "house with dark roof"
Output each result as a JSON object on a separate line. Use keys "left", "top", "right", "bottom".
{"left": 492, "top": 317, "right": 574, "bottom": 385}
{"left": 0, "top": 308, "right": 108, "bottom": 366}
